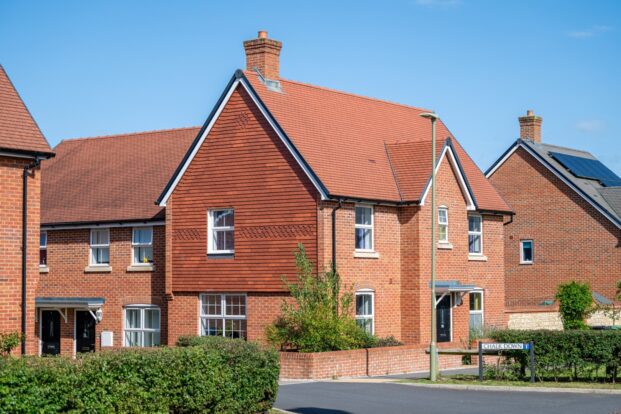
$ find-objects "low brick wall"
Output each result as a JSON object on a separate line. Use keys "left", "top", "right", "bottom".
{"left": 279, "top": 345, "right": 464, "bottom": 379}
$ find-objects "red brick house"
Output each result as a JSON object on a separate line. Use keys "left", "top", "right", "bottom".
{"left": 487, "top": 112, "right": 621, "bottom": 329}
{"left": 0, "top": 65, "right": 54, "bottom": 355}
{"left": 35, "top": 32, "right": 512, "bottom": 355}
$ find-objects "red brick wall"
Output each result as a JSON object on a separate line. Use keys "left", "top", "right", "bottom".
{"left": 489, "top": 147, "right": 621, "bottom": 307}
{"left": 36, "top": 226, "right": 166, "bottom": 354}
{"left": 0, "top": 157, "right": 41, "bottom": 355}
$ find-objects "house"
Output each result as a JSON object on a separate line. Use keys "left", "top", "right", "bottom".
{"left": 35, "top": 31, "right": 511, "bottom": 356}
{"left": 486, "top": 111, "right": 621, "bottom": 329}
{"left": 0, "top": 65, "right": 54, "bottom": 355}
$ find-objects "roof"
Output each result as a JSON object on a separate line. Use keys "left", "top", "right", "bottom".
{"left": 159, "top": 70, "right": 512, "bottom": 213}
{"left": 0, "top": 65, "right": 53, "bottom": 155}
{"left": 486, "top": 139, "right": 621, "bottom": 228}
{"left": 42, "top": 127, "right": 199, "bottom": 225}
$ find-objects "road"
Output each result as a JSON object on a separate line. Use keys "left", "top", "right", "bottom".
{"left": 275, "top": 381, "right": 621, "bottom": 414}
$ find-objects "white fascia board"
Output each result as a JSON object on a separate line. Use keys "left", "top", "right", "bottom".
{"left": 42, "top": 221, "right": 165, "bottom": 231}
{"left": 420, "top": 145, "right": 476, "bottom": 210}
{"left": 158, "top": 77, "right": 327, "bottom": 207}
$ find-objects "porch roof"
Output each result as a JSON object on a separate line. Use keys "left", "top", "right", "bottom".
{"left": 35, "top": 297, "right": 105, "bottom": 308}
{"left": 429, "top": 280, "right": 479, "bottom": 293}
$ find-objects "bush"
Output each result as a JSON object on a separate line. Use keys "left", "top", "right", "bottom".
{"left": 0, "top": 338, "right": 279, "bottom": 413}
{"left": 0, "top": 332, "right": 21, "bottom": 356}
{"left": 489, "top": 329, "right": 621, "bottom": 382}
{"left": 556, "top": 281, "right": 593, "bottom": 330}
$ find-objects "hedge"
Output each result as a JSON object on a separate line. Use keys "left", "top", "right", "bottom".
{"left": 0, "top": 337, "right": 279, "bottom": 413}
{"left": 489, "top": 330, "right": 621, "bottom": 382}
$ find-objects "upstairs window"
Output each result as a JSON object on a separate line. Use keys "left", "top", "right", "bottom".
{"left": 90, "top": 229, "right": 110, "bottom": 265}
{"left": 208, "top": 209, "right": 234, "bottom": 254}
{"left": 355, "top": 206, "right": 374, "bottom": 251}
{"left": 124, "top": 306, "right": 160, "bottom": 347}
{"left": 355, "top": 291, "right": 374, "bottom": 334}
{"left": 438, "top": 207, "right": 448, "bottom": 243}
{"left": 40, "top": 231, "right": 47, "bottom": 266}
{"left": 520, "top": 240, "right": 534, "bottom": 264}
{"left": 468, "top": 215, "right": 483, "bottom": 255}
{"left": 132, "top": 227, "right": 153, "bottom": 264}
{"left": 200, "top": 294, "right": 246, "bottom": 339}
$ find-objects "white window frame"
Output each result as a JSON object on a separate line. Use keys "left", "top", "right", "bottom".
{"left": 40, "top": 231, "right": 47, "bottom": 267}
{"left": 355, "top": 290, "right": 375, "bottom": 335}
{"left": 89, "top": 229, "right": 110, "bottom": 266}
{"left": 123, "top": 305, "right": 161, "bottom": 347}
{"left": 207, "top": 209, "right": 234, "bottom": 254}
{"left": 131, "top": 227, "right": 153, "bottom": 265}
{"left": 520, "top": 240, "right": 534, "bottom": 264}
{"left": 354, "top": 205, "right": 374, "bottom": 252}
{"left": 469, "top": 291, "right": 484, "bottom": 331}
{"left": 438, "top": 207, "right": 449, "bottom": 243}
{"left": 199, "top": 293, "right": 247, "bottom": 339}
{"left": 468, "top": 214, "right": 483, "bottom": 255}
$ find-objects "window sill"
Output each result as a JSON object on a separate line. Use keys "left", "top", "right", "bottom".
{"left": 437, "top": 242, "right": 453, "bottom": 250}
{"left": 39, "top": 266, "right": 49, "bottom": 274}
{"left": 468, "top": 255, "right": 487, "bottom": 262}
{"left": 353, "top": 251, "right": 380, "bottom": 259}
{"left": 520, "top": 262, "right": 533, "bottom": 265}
{"left": 207, "top": 253, "right": 234, "bottom": 259}
{"left": 127, "top": 264, "right": 155, "bottom": 272}
{"left": 84, "top": 265, "right": 112, "bottom": 273}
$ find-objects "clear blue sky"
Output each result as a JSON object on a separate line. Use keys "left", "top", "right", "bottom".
{"left": 1, "top": 0, "right": 620, "bottom": 173}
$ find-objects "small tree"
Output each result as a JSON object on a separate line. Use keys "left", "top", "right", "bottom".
{"left": 266, "top": 244, "right": 369, "bottom": 352}
{"left": 555, "top": 281, "right": 593, "bottom": 330}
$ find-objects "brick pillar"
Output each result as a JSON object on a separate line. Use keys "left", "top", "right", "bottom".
{"left": 243, "top": 30, "right": 282, "bottom": 80}
{"left": 518, "top": 110, "right": 542, "bottom": 143}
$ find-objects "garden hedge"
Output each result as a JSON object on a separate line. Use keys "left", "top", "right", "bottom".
{"left": 489, "top": 329, "right": 621, "bottom": 382}
{"left": 0, "top": 337, "right": 279, "bottom": 413}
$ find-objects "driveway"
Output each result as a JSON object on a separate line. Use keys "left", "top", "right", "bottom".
{"left": 275, "top": 381, "right": 621, "bottom": 414}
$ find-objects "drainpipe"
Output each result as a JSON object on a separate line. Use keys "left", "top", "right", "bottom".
{"left": 22, "top": 157, "right": 41, "bottom": 355}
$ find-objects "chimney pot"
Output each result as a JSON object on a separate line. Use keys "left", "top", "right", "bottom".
{"left": 518, "top": 110, "right": 542, "bottom": 143}
{"left": 526, "top": 109, "right": 533, "bottom": 116}
{"left": 243, "top": 30, "right": 282, "bottom": 80}
{"left": 258, "top": 30, "right": 268, "bottom": 39}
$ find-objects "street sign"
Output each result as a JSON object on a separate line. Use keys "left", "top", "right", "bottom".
{"left": 481, "top": 342, "right": 530, "bottom": 351}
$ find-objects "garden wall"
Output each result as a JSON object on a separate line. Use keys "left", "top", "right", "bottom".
{"left": 279, "top": 344, "right": 463, "bottom": 379}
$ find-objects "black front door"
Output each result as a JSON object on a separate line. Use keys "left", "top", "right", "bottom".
{"left": 41, "top": 310, "right": 60, "bottom": 355}
{"left": 76, "top": 311, "right": 96, "bottom": 353}
{"left": 436, "top": 295, "right": 451, "bottom": 343}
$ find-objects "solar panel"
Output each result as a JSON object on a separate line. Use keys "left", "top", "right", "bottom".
{"left": 549, "top": 151, "right": 621, "bottom": 187}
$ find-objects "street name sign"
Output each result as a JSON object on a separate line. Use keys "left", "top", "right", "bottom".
{"left": 481, "top": 343, "right": 530, "bottom": 351}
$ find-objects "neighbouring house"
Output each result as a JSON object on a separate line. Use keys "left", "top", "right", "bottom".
{"left": 487, "top": 111, "right": 621, "bottom": 330}
{"left": 0, "top": 65, "right": 54, "bottom": 355}
{"left": 35, "top": 31, "right": 512, "bottom": 356}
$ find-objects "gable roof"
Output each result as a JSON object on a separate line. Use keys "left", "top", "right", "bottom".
{"left": 42, "top": 127, "right": 198, "bottom": 225}
{"left": 159, "top": 70, "right": 512, "bottom": 213}
{"left": 486, "top": 139, "right": 621, "bottom": 229}
{"left": 0, "top": 65, "right": 53, "bottom": 156}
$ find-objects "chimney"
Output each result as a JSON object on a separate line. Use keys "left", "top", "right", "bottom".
{"left": 243, "top": 30, "right": 282, "bottom": 80}
{"left": 518, "top": 110, "right": 543, "bottom": 143}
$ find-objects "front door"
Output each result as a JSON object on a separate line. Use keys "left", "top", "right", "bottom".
{"left": 41, "top": 310, "right": 60, "bottom": 355}
{"left": 436, "top": 295, "right": 451, "bottom": 343}
{"left": 76, "top": 311, "right": 96, "bottom": 353}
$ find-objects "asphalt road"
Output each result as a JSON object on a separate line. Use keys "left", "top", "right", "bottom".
{"left": 275, "top": 381, "right": 621, "bottom": 414}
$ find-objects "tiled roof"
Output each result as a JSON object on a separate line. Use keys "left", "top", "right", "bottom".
{"left": 244, "top": 71, "right": 511, "bottom": 212}
{"left": 42, "top": 127, "right": 199, "bottom": 225}
{"left": 0, "top": 65, "right": 52, "bottom": 154}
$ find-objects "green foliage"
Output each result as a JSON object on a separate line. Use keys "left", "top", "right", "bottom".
{"left": 0, "top": 332, "right": 21, "bottom": 356}
{"left": 0, "top": 337, "right": 279, "bottom": 413}
{"left": 363, "top": 335, "right": 403, "bottom": 348}
{"left": 556, "top": 281, "right": 593, "bottom": 330}
{"left": 266, "top": 244, "right": 371, "bottom": 352}
{"left": 489, "top": 329, "right": 621, "bottom": 383}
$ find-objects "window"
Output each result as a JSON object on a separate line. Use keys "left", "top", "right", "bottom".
{"left": 40, "top": 231, "right": 47, "bottom": 266}
{"left": 90, "top": 229, "right": 110, "bottom": 265}
{"left": 468, "top": 215, "right": 482, "bottom": 254}
{"left": 520, "top": 240, "right": 534, "bottom": 264}
{"left": 438, "top": 207, "right": 448, "bottom": 243}
{"left": 132, "top": 227, "right": 153, "bottom": 264}
{"left": 208, "top": 209, "right": 234, "bottom": 254}
{"left": 200, "top": 294, "right": 246, "bottom": 339}
{"left": 355, "top": 291, "right": 374, "bottom": 334}
{"left": 355, "top": 206, "right": 373, "bottom": 251}
{"left": 124, "top": 306, "right": 160, "bottom": 347}
{"left": 469, "top": 292, "right": 483, "bottom": 333}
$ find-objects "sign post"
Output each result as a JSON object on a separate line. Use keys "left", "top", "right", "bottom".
{"left": 529, "top": 341, "right": 535, "bottom": 384}
{"left": 478, "top": 341, "right": 483, "bottom": 382}
{"left": 478, "top": 342, "right": 535, "bottom": 383}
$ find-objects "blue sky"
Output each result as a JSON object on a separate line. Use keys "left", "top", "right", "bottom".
{"left": 1, "top": 0, "right": 620, "bottom": 173}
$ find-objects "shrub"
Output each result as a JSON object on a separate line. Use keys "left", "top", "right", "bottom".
{"left": 0, "top": 338, "right": 279, "bottom": 413}
{"left": 489, "top": 329, "right": 621, "bottom": 382}
{"left": 364, "top": 335, "right": 403, "bottom": 348}
{"left": 556, "top": 281, "right": 593, "bottom": 330}
{"left": 0, "top": 332, "right": 21, "bottom": 356}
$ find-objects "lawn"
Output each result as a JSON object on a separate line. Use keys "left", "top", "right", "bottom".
{"left": 401, "top": 374, "right": 621, "bottom": 390}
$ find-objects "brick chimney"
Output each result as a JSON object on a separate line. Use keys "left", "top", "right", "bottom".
{"left": 518, "top": 110, "right": 542, "bottom": 143}
{"left": 243, "top": 30, "right": 282, "bottom": 80}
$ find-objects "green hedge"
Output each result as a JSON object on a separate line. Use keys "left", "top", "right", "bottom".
{"left": 0, "top": 337, "right": 279, "bottom": 413}
{"left": 489, "top": 330, "right": 621, "bottom": 382}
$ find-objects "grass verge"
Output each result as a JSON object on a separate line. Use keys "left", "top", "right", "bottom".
{"left": 400, "top": 374, "right": 621, "bottom": 390}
